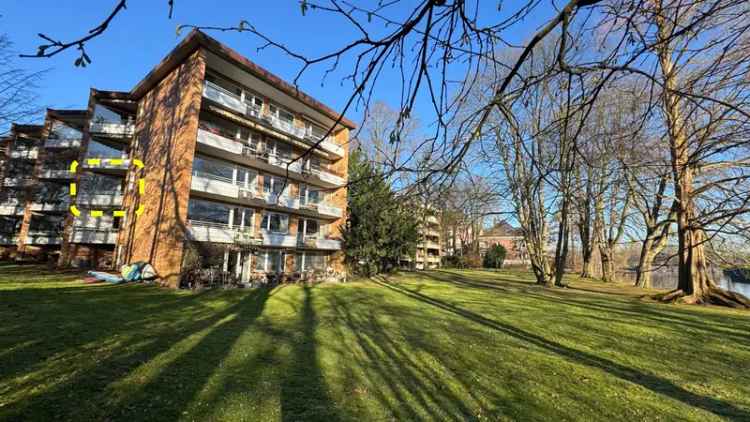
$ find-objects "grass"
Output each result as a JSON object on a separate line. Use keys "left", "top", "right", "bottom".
{"left": 0, "top": 264, "right": 748, "bottom": 421}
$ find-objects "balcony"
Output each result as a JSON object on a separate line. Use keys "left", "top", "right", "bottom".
{"left": 25, "top": 231, "right": 62, "bottom": 245}
{"left": 196, "top": 128, "right": 244, "bottom": 157}
{"left": 81, "top": 157, "right": 130, "bottom": 174}
{"left": 0, "top": 201, "right": 24, "bottom": 215}
{"left": 187, "top": 220, "right": 254, "bottom": 244}
{"left": 260, "top": 231, "right": 297, "bottom": 248}
{"left": 306, "top": 134, "right": 345, "bottom": 159}
{"left": 10, "top": 149, "right": 38, "bottom": 160}
{"left": 29, "top": 201, "right": 69, "bottom": 212}
{"left": 3, "top": 177, "right": 35, "bottom": 187}
{"left": 76, "top": 192, "right": 124, "bottom": 207}
{"left": 190, "top": 172, "right": 239, "bottom": 199}
{"left": 300, "top": 202, "right": 343, "bottom": 219}
{"left": 0, "top": 234, "right": 18, "bottom": 245}
{"left": 266, "top": 115, "right": 306, "bottom": 139}
{"left": 262, "top": 193, "right": 300, "bottom": 210}
{"left": 45, "top": 137, "right": 82, "bottom": 149}
{"left": 70, "top": 228, "right": 118, "bottom": 244}
{"left": 203, "top": 81, "right": 247, "bottom": 115}
{"left": 89, "top": 121, "right": 135, "bottom": 138}
{"left": 315, "top": 238, "right": 342, "bottom": 250}
{"left": 38, "top": 169, "right": 74, "bottom": 180}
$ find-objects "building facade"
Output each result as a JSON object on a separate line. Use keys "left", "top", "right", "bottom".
{"left": 0, "top": 30, "right": 354, "bottom": 286}
{"left": 478, "top": 220, "right": 528, "bottom": 265}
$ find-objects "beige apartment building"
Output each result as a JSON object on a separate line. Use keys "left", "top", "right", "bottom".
{"left": 0, "top": 30, "right": 354, "bottom": 287}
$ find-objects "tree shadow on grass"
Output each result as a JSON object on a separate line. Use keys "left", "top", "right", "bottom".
{"left": 375, "top": 276, "right": 750, "bottom": 421}
{"left": 0, "top": 284, "right": 272, "bottom": 421}
{"left": 279, "top": 286, "right": 342, "bottom": 422}
{"left": 422, "top": 270, "right": 750, "bottom": 343}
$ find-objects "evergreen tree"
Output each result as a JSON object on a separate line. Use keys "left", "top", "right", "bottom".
{"left": 342, "top": 148, "right": 419, "bottom": 276}
{"left": 483, "top": 244, "right": 507, "bottom": 269}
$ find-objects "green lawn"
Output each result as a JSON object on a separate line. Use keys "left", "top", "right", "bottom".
{"left": 1, "top": 265, "right": 748, "bottom": 421}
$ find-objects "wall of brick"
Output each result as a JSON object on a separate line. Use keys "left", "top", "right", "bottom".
{"left": 328, "top": 127, "right": 349, "bottom": 273}
{"left": 119, "top": 49, "right": 206, "bottom": 287}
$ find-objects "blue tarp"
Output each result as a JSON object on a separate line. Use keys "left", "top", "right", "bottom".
{"left": 88, "top": 271, "right": 125, "bottom": 284}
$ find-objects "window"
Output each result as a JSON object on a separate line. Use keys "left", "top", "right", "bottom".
{"left": 0, "top": 216, "right": 22, "bottom": 233}
{"left": 49, "top": 121, "right": 83, "bottom": 140}
{"left": 206, "top": 74, "right": 242, "bottom": 97}
{"left": 29, "top": 215, "right": 65, "bottom": 233}
{"left": 192, "top": 156, "right": 234, "bottom": 182}
{"left": 269, "top": 104, "right": 294, "bottom": 124}
{"left": 305, "top": 121, "right": 328, "bottom": 139}
{"left": 235, "top": 167, "right": 256, "bottom": 190}
{"left": 92, "top": 104, "right": 130, "bottom": 124}
{"left": 239, "top": 129, "right": 264, "bottom": 153}
{"left": 299, "top": 184, "right": 321, "bottom": 206}
{"left": 261, "top": 212, "right": 289, "bottom": 233}
{"left": 301, "top": 219, "right": 320, "bottom": 237}
{"left": 295, "top": 252, "right": 327, "bottom": 272}
{"left": 263, "top": 175, "right": 288, "bottom": 197}
{"left": 86, "top": 140, "right": 125, "bottom": 159}
{"left": 255, "top": 250, "right": 284, "bottom": 272}
{"left": 188, "top": 198, "right": 231, "bottom": 225}
{"left": 199, "top": 116, "right": 238, "bottom": 140}
{"left": 231, "top": 207, "right": 253, "bottom": 229}
{"left": 272, "top": 140, "right": 292, "bottom": 161}
{"left": 243, "top": 91, "right": 264, "bottom": 110}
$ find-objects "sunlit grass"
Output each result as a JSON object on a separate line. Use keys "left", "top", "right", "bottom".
{"left": 1, "top": 264, "right": 748, "bottom": 421}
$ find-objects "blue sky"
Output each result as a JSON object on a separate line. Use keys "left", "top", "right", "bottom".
{"left": 2, "top": 1, "right": 554, "bottom": 127}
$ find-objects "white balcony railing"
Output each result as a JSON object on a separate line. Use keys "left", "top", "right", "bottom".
{"left": 38, "top": 169, "right": 74, "bottom": 179}
{"left": 187, "top": 220, "right": 254, "bottom": 244}
{"left": 70, "top": 228, "right": 118, "bottom": 244}
{"left": 197, "top": 128, "right": 244, "bottom": 155}
{"left": 45, "top": 137, "right": 82, "bottom": 149}
{"left": 3, "top": 177, "right": 35, "bottom": 187}
{"left": 0, "top": 202, "right": 24, "bottom": 215}
{"left": 261, "top": 231, "right": 297, "bottom": 247}
{"left": 315, "top": 238, "right": 342, "bottom": 250}
{"left": 76, "top": 192, "right": 124, "bottom": 207}
{"left": 316, "top": 203, "right": 344, "bottom": 218}
{"left": 267, "top": 115, "right": 306, "bottom": 139}
{"left": 262, "top": 193, "right": 300, "bottom": 210}
{"left": 267, "top": 154, "right": 304, "bottom": 173}
{"left": 316, "top": 136, "right": 345, "bottom": 158}
{"left": 203, "top": 81, "right": 247, "bottom": 115}
{"left": 89, "top": 121, "right": 135, "bottom": 137}
{"left": 26, "top": 231, "right": 62, "bottom": 245}
{"left": 304, "top": 167, "right": 346, "bottom": 187}
{"left": 10, "top": 149, "right": 38, "bottom": 160}
{"left": 190, "top": 173, "right": 239, "bottom": 199}
{"left": 29, "top": 202, "right": 69, "bottom": 212}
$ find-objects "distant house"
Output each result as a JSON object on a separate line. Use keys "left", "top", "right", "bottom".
{"left": 478, "top": 220, "right": 528, "bottom": 265}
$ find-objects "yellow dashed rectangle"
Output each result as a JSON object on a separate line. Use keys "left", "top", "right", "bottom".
{"left": 138, "top": 178, "right": 145, "bottom": 195}
{"left": 69, "top": 183, "right": 76, "bottom": 196}
{"left": 113, "top": 210, "right": 126, "bottom": 218}
{"left": 87, "top": 158, "right": 101, "bottom": 166}
{"left": 109, "top": 158, "right": 124, "bottom": 166}
{"left": 90, "top": 210, "right": 104, "bottom": 217}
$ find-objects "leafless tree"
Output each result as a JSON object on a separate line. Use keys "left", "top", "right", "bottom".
{"left": 1, "top": 34, "right": 45, "bottom": 135}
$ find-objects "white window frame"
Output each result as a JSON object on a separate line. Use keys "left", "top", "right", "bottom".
{"left": 261, "top": 212, "right": 289, "bottom": 234}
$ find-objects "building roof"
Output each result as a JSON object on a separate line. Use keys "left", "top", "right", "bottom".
{"left": 479, "top": 220, "right": 523, "bottom": 238}
{"left": 130, "top": 29, "right": 356, "bottom": 130}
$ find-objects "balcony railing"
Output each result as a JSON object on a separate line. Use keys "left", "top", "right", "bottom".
{"left": 262, "top": 192, "right": 300, "bottom": 210}
{"left": 70, "top": 228, "right": 118, "bottom": 244}
{"left": 187, "top": 220, "right": 254, "bottom": 244}
{"left": 82, "top": 157, "right": 130, "bottom": 171}
{"left": 89, "top": 121, "right": 135, "bottom": 137}
{"left": 0, "top": 201, "right": 24, "bottom": 215}
{"left": 38, "top": 169, "right": 74, "bottom": 180}
{"left": 190, "top": 172, "right": 240, "bottom": 199}
{"left": 10, "top": 149, "right": 38, "bottom": 160}
{"left": 3, "top": 177, "right": 35, "bottom": 187}
{"left": 305, "top": 134, "right": 345, "bottom": 158}
{"left": 76, "top": 192, "right": 124, "bottom": 207}
{"left": 260, "top": 230, "right": 297, "bottom": 247}
{"left": 203, "top": 81, "right": 247, "bottom": 115}
{"left": 45, "top": 137, "right": 82, "bottom": 149}
{"left": 26, "top": 231, "right": 62, "bottom": 245}
{"left": 197, "top": 128, "right": 244, "bottom": 155}
{"left": 300, "top": 201, "right": 343, "bottom": 218}
{"left": 29, "top": 201, "right": 69, "bottom": 212}
{"left": 315, "top": 238, "right": 342, "bottom": 250}
{"left": 302, "top": 166, "right": 346, "bottom": 187}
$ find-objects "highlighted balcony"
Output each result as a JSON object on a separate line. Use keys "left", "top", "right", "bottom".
{"left": 89, "top": 121, "right": 135, "bottom": 138}
{"left": 70, "top": 228, "right": 119, "bottom": 244}
{"left": 76, "top": 192, "right": 124, "bottom": 207}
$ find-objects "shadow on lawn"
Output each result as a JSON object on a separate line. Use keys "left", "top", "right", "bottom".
{"left": 0, "top": 283, "right": 272, "bottom": 421}
{"left": 425, "top": 270, "right": 750, "bottom": 343}
{"left": 375, "top": 275, "right": 750, "bottom": 421}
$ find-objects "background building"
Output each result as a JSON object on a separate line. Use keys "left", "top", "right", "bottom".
{"left": 478, "top": 219, "right": 528, "bottom": 265}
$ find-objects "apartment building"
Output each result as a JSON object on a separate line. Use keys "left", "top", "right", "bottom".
{"left": 400, "top": 205, "right": 443, "bottom": 270}
{"left": 0, "top": 30, "right": 354, "bottom": 286}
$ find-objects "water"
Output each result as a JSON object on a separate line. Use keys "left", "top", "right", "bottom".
{"left": 619, "top": 266, "right": 750, "bottom": 298}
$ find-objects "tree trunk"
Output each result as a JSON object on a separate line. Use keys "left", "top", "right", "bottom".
{"left": 599, "top": 245, "right": 615, "bottom": 282}
{"left": 635, "top": 239, "right": 655, "bottom": 288}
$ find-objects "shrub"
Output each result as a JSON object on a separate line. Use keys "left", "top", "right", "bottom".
{"left": 483, "top": 244, "right": 507, "bottom": 269}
